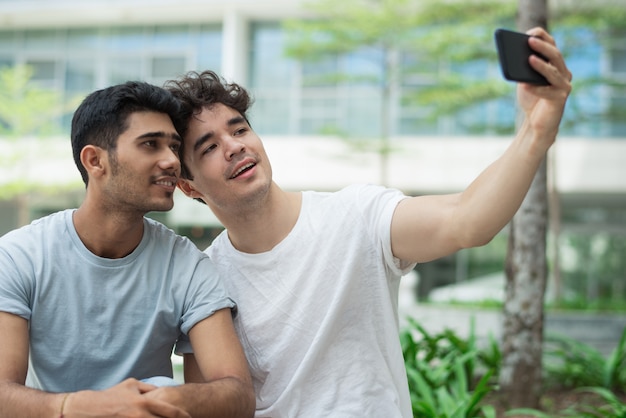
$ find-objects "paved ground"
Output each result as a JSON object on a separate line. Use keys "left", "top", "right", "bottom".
{"left": 398, "top": 272, "right": 626, "bottom": 356}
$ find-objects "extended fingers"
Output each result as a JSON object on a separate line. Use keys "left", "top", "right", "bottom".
{"left": 525, "top": 31, "right": 572, "bottom": 84}
{"left": 526, "top": 27, "right": 554, "bottom": 45}
{"left": 529, "top": 55, "right": 571, "bottom": 87}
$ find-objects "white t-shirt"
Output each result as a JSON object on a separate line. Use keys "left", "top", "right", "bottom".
{"left": 0, "top": 209, "right": 235, "bottom": 392}
{"left": 207, "top": 184, "right": 416, "bottom": 417}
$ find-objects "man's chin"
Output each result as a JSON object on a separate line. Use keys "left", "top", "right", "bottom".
{"left": 149, "top": 200, "right": 175, "bottom": 213}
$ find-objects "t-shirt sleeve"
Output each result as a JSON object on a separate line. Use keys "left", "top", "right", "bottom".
{"left": 174, "top": 254, "right": 237, "bottom": 355}
{"left": 353, "top": 184, "right": 417, "bottom": 276}
{"left": 0, "top": 234, "right": 34, "bottom": 320}
{"left": 179, "top": 255, "right": 237, "bottom": 336}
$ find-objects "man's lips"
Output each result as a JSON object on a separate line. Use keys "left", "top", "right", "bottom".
{"left": 229, "top": 162, "right": 256, "bottom": 179}
{"left": 154, "top": 176, "right": 177, "bottom": 191}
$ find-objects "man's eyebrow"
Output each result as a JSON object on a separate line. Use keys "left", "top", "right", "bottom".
{"left": 228, "top": 116, "right": 247, "bottom": 126}
{"left": 136, "top": 131, "right": 182, "bottom": 142}
{"left": 191, "top": 116, "right": 248, "bottom": 152}
{"left": 192, "top": 132, "right": 213, "bottom": 152}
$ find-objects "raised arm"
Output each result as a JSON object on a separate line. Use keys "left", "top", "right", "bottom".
{"left": 0, "top": 312, "right": 191, "bottom": 418}
{"left": 145, "top": 308, "right": 255, "bottom": 418}
{"left": 391, "top": 27, "right": 572, "bottom": 263}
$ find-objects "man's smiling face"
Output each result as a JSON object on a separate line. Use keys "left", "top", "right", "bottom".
{"left": 101, "top": 110, "right": 181, "bottom": 214}
{"left": 179, "top": 103, "right": 273, "bottom": 214}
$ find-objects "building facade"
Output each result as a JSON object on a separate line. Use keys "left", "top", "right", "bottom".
{"left": 1, "top": 0, "right": 625, "bottom": 300}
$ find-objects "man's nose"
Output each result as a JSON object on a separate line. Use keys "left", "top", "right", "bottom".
{"left": 160, "top": 147, "right": 181, "bottom": 171}
{"left": 225, "top": 138, "right": 245, "bottom": 160}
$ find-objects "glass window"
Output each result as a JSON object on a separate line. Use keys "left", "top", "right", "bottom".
{"left": 341, "top": 85, "right": 382, "bottom": 136}
{"left": 302, "top": 57, "right": 338, "bottom": 87}
{"left": 62, "top": 58, "right": 93, "bottom": 132}
{"left": 611, "top": 48, "right": 626, "bottom": 74}
{"left": 398, "top": 114, "right": 438, "bottom": 136}
{"left": 300, "top": 88, "right": 340, "bottom": 134}
{"left": 152, "top": 25, "right": 190, "bottom": 48}
{"left": 249, "top": 22, "right": 295, "bottom": 88}
{"left": 0, "top": 31, "right": 16, "bottom": 50}
{"left": 398, "top": 51, "right": 440, "bottom": 135}
{"left": 65, "top": 59, "right": 95, "bottom": 93}
{"left": 450, "top": 59, "right": 489, "bottom": 79}
{"left": 609, "top": 29, "right": 626, "bottom": 74}
{"left": 0, "top": 21, "right": 622, "bottom": 140}
{"left": 108, "top": 58, "right": 143, "bottom": 85}
{"left": 24, "top": 29, "right": 61, "bottom": 50}
{"left": 67, "top": 28, "right": 102, "bottom": 49}
{"left": 454, "top": 103, "right": 490, "bottom": 135}
{"left": 195, "top": 24, "right": 222, "bottom": 72}
{"left": 0, "top": 24, "right": 222, "bottom": 135}
{"left": 0, "top": 57, "right": 12, "bottom": 68}
{"left": 609, "top": 95, "right": 626, "bottom": 136}
{"left": 343, "top": 47, "right": 385, "bottom": 86}
{"left": 25, "top": 59, "right": 57, "bottom": 84}
{"left": 151, "top": 56, "right": 186, "bottom": 78}
{"left": 249, "top": 22, "right": 297, "bottom": 134}
{"left": 250, "top": 22, "right": 394, "bottom": 136}
{"left": 556, "top": 28, "right": 604, "bottom": 137}
{"left": 248, "top": 93, "right": 292, "bottom": 135}
{"left": 108, "top": 27, "right": 147, "bottom": 51}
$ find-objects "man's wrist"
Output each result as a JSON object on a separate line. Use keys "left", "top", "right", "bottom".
{"left": 58, "top": 392, "right": 71, "bottom": 418}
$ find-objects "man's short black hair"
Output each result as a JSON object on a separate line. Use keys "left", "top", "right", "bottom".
{"left": 71, "top": 81, "right": 182, "bottom": 186}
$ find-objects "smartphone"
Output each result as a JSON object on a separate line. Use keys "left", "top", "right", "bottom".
{"left": 494, "top": 28, "right": 549, "bottom": 85}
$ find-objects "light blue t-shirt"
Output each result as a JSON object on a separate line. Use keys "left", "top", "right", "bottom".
{"left": 0, "top": 209, "right": 235, "bottom": 392}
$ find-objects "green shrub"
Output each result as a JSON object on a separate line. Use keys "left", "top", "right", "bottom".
{"left": 543, "top": 327, "right": 626, "bottom": 392}
{"left": 508, "top": 387, "right": 626, "bottom": 417}
{"left": 506, "top": 326, "right": 626, "bottom": 418}
{"left": 574, "top": 387, "right": 626, "bottom": 417}
{"left": 401, "top": 316, "right": 500, "bottom": 417}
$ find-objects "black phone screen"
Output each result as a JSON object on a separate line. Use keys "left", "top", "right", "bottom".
{"left": 494, "top": 28, "right": 549, "bottom": 86}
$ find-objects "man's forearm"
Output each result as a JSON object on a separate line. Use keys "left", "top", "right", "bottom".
{"left": 165, "top": 377, "right": 255, "bottom": 418}
{"left": 0, "top": 381, "right": 63, "bottom": 418}
{"left": 452, "top": 120, "right": 549, "bottom": 247}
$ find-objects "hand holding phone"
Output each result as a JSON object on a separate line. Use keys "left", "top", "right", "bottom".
{"left": 494, "top": 28, "right": 550, "bottom": 85}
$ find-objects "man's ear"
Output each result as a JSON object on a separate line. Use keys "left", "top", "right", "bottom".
{"left": 177, "top": 179, "right": 203, "bottom": 199}
{"left": 80, "top": 145, "right": 107, "bottom": 179}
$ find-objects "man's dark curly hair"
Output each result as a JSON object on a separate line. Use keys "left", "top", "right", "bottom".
{"left": 165, "top": 70, "right": 254, "bottom": 180}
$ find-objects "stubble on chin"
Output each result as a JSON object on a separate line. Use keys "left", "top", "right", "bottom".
{"left": 218, "top": 179, "right": 270, "bottom": 218}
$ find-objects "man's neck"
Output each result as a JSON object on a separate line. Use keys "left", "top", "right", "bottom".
{"left": 73, "top": 201, "right": 145, "bottom": 259}
{"left": 219, "top": 187, "right": 302, "bottom": 254}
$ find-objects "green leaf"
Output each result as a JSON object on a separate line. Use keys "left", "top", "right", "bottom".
{"left": 603, "top": 326, "right": 626, "bottom": 390}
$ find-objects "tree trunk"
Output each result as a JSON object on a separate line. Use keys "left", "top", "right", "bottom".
{"left": 499, "top": 0, "right": 549, "bottom": 409}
